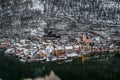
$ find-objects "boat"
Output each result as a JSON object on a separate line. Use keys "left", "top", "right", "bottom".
{"left": 65, "top": 59, "right": 73, "bottom": 63}
{"left": 19, "top": 59, "right": 26, "bottom": 63}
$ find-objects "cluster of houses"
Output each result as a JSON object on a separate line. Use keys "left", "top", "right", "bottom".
{"left": 0, "top": 32, "right": 119, "bottom": 62}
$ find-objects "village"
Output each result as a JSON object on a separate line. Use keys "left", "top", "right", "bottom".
{"left": 0, "top": 30, "right": 119, "bottom": 63}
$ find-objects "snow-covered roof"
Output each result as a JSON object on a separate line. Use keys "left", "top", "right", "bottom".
{"left": 74, "top": 45, "right": 79, "bottom": 48}
{"left": 55, "top": 46, "right": 64, "bottom": 50}
{"left": 65, "top": 46, "right": 73, "bottom": 50}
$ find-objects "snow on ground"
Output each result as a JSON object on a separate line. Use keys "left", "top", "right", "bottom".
{"left": 31, "top": 0, "right": 44, "bottom": 13}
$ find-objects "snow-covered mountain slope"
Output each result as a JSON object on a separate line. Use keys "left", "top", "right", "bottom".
{"left": 0, "top": 0, "right": 120, "bottom": 36}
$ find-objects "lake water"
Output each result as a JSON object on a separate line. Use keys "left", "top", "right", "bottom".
{"left": 0, "top": 53, "right": 120, "bottom": 80}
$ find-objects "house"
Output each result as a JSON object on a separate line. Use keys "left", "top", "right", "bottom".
{"left": 54, "top": 50, "right": 65, "bottom": 57}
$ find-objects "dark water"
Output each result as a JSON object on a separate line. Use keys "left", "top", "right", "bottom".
{"left": 0, "top": 51, "right": 120, "bottom": 80}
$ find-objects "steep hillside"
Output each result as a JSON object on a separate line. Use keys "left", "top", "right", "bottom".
{"left": 0, "top": 0, "right": 120, "bottom": 37}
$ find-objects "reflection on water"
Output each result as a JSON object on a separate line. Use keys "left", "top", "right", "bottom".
{"left": 22, "top": 71, "right": 60, "bottom": 80}
{"left": 0, "top": 53, "right": 120, "bottom": 80}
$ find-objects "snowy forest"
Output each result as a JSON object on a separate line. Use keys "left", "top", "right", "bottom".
{"left": 0, "top": 0, "right": 120, "bottom": 37}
